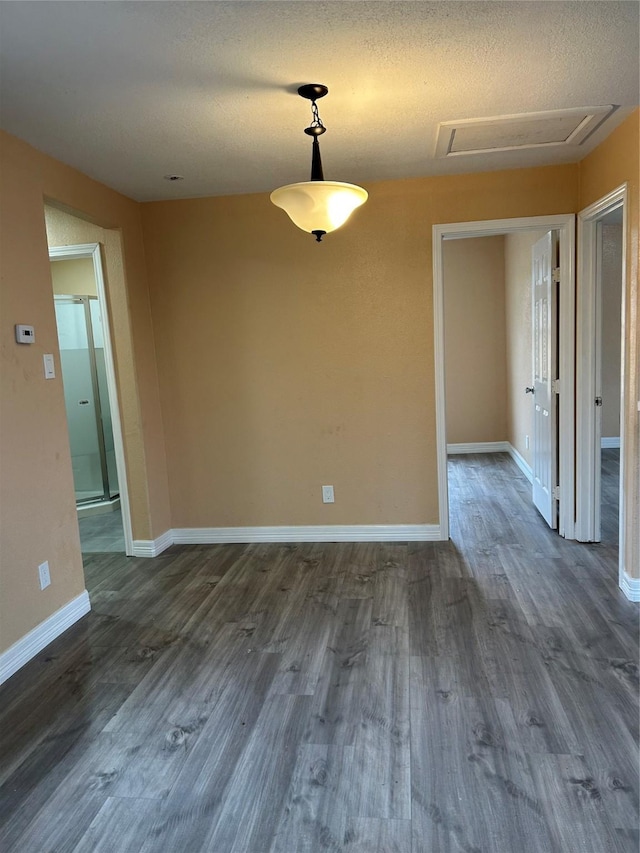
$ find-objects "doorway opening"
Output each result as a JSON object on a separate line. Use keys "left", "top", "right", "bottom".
{"left": 433, "top": 214, "right": 576, "bottom": 542}
{"left": 442, "top": 230, "right": 553, "bottom": 533}
{"left": 48, "top": 237, "right": 132, "bottom": 556}
{"left": 576, "top": 184, "right": 629, "bottom": 595}
{"left": 596, "top": 209, "right": 623, "bottom": 548}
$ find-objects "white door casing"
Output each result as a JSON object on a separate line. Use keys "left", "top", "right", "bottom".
{"left": 576, "top": 184, "right": 629, "bottom": 595}
{"left": 531, "top": 231, "right": 559, "bottom": 528}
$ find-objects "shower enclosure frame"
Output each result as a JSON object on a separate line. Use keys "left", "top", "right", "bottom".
{"left": 49, "top": 243, "right": 133, "bottom": 556}
{"left": 55, "top": 293, "right": 118, "bottom": 503}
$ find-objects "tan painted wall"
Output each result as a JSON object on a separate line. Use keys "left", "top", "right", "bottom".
{"left": 142, "top": 163, "right": 578, "bottom": 528}
{"left": 601, "top": 224, "right": 623, "bottom": 439}
{"left": 579, "top": 110, "right": 639, "bottom": 577}
{"left": 50, "top": 258, "right": 97, "bottom": 296}
{"left": 443, "top": 236, "right": 507, "bottom": 445}
{"left": 504, "top": 230, "right": 549, "bottom": 466}
{"left": 0, "top": 131, "right": 170, "bottom": 654}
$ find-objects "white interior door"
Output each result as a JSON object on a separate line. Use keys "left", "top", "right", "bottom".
{"left": 531, "top": 231, "right": 559, "bottom": 528}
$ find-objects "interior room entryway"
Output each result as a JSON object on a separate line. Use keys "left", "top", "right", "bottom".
{"left": 48, "top": 240, "right": 132, "bottom": 556}
{"left": 595, "top": 208, "right": 623, "bottom": 547}
{"left": 576, "top": 184, "right": 627, "bottom": 585}
{"left": 433, "top": 214, "right": 576, "bottom": 544}
{"left": 441, "top": 227, "right": 561, "bottom": 532}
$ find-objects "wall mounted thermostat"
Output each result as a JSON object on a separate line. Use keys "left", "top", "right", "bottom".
{"left": 15, "top": 324, "right": 35, "bottom": 344}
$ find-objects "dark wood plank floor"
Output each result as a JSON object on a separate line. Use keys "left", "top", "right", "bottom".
{"left": 1, "top": 454, "right": 637, "bottom": 852}
{"left": 601, "top": 448, "right": 620, "bottom": 546}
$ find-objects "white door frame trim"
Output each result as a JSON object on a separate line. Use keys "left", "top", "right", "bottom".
{"left": 432, "top": 214, "right": 576, "bottom": 541}
{"left": 49, "top": 243, "right": 134, "bottom": 557}
{"left": 575, "top": 185, "right": 627, "bottom": 568}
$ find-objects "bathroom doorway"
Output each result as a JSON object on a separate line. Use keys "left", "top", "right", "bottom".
{"left": 50, "top": 245, "right": 129, "bottom": 554}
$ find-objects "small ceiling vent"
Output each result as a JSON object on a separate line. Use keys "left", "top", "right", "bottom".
{"left": 435, "top": 106, "right": 614, "bottom": 158}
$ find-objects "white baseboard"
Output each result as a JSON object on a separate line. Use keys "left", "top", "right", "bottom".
{"left": 172, "top": 524, "right": 443, "bottom": 544}
{"left": 507, "top": 443, "right": 533, "bottom": 483}
{"left": 0, "top": 590, "right": 91, "bottom": 685}
{"left": 77, "top": 497, "right": 120, "bottom": 519}
{"left": 447, "top": 441, "right": 510, "bottom": 455}
{"left": 619, "top": 571, "right": 640, "bottom": 602}
{"left": 132, "top": 524, "right": 444, "bottom": 554}
{"left": 601, "top": 437, "right": 621, "bottom": 449}
{"left": 131, "top": 529, "right": 173, "bottom": 557}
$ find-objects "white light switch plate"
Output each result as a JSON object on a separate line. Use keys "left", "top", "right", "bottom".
{"left": 43, "top": 354, "right": 55, "bottom": 379}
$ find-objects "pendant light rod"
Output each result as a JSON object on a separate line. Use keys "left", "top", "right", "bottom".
{"left": 310, "top": 138, "right": 324, "bottom": 181}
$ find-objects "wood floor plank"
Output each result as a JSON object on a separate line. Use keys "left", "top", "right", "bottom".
{"left": 343, "top": 817, "right": 412, "bottom": 852}
{"left": 304, "top": 598, "right": 372, "bottom": 746}
{"left": 0, "top": 683, "right": 132, "bottom": 851}
{"left": 270, "top": 743, "right": 350, "bottom": 852}
{"left": 341, "top": 543, "right": 377, "bottom": 600}
{"left": 348, "top": 649, "right": 411, "bottom": 820}
{"left": 261, "top": 545, "right": 345, "bottom": 695}
{"left": 601, "top": 448, "right": 620, "bottom": 545}
{"left": 137, "top": 650, "right": 281, "bottom": 852}
{"left": 409, "top": 654, "right": 555, "bottom": 853}
{"left": 472, "top": 599, "right": 582, "bottom": 755}
{"left": 407, "top": 540, "right": 465, "bottom": 581}
{"left": 0, "top": 638, "right": 123, "bottom": 786}
{"left": 406, "top": 567, "right": 439, "bottom": 658}
{"left": 540, "top": 626, "right": 639, "bottom": 743}
{"left": 616, "top": 828, "right": 640, "bottom": 849}
{"left": 267, "top": 596, "right": 335, "bottom": 696}
{"left": 541, "top": 636, "right": 640, "bottom": 824}
{"left": 528, "top": 753, "right": 632, "bottom": 853}
{"left": 71, "top": 797, "right": 163, "bottom": 853}
{"left": 371, "top": 544, "right": 408, "bottom": 630}
{"left": 203, "top": 693, "right": 313, "bottom": 853}
{"left": 2, "top": 741, "right": 115, "bottom": 853}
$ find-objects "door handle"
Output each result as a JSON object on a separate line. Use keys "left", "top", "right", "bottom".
{"left": 595, "top": 397, "right": 603, "bottom": 407}
{"left": 525, "top": 387, "right": 535, "bottom": 394}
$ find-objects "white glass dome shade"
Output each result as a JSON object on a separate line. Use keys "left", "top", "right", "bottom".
{"left": 270, "top": 181, "right": 368, "bottom": 239}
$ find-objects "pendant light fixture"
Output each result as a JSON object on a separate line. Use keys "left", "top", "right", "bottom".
{"left": 270, "top": 84, "right": 368, "bottom": 242}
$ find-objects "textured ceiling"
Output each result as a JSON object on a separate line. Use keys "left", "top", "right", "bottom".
{"left": 0, "top": 1, "right": 637, "bottom": 202}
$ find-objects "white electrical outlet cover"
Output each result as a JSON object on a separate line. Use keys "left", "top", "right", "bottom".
{"left": 322, "top": 485, "right": 335, "bottom": 503}
{"left": 38, "top": 560, "right": 51, "bottom": 589}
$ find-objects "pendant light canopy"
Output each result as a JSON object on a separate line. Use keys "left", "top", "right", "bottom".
{"left": 270, "top": 84, "right": 368, "bottom": 242}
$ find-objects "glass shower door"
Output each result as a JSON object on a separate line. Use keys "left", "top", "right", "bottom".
{"left": 54, "top": 298, "right": 107, "bottom": 502}
{"left": 89, "top": 299, "right": 119, "bottom": 498}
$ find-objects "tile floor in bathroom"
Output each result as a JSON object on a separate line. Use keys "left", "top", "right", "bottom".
{"left": 78, "top": 508, "right": 125, "bottom": 553}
